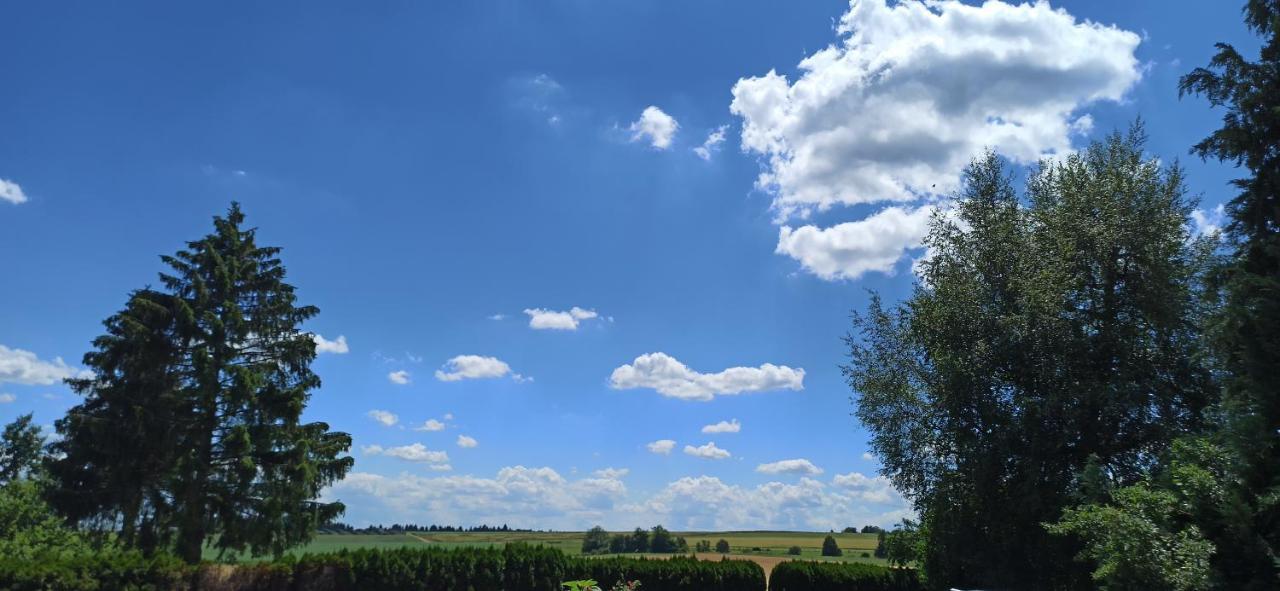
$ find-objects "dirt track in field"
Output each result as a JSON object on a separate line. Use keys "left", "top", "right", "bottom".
{"left": 693, "top": 553, "right": 788, "bottom": 583}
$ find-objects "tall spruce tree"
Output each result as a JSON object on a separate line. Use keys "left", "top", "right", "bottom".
{"left": 49, "top": 203, "right": 353, "bottom": 562}
{"left": 845, "top": 128, "right": 1217, "bottom": 590}
{"left": 1178, "top": 2, "right": 1280, "bottom": 587}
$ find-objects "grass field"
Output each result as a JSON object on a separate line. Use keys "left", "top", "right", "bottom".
{"left": 210, "top": 530, "right": 888, "bottom": 566}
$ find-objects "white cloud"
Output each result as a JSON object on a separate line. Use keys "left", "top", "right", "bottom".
{"left": 388, "top": 370, "right": 411, "bottom": 385}
{"left": 416, "top": 419, "right": 446, "bottom": 432}
{"left": 367, "top": 409, "right": 399, "bottom": 427}
{"left": 776, "top": 205, "right": 936, "bottom": 280}
{"left": 0, "top": 344, "right": 89, "bottom": 386}
{"left": 489, "top": 314, "right": 506, "bottom": 321}
{"left": 684, "top": 441, "right": 731, "bottom": 460}
{"left": 511, "top": 73, "right": 566, "bottom": 126}
{"left": 862, "top": 452, "right": 877, "bottom": 462}
{"left": 609, "top": 352, "right": 804, "bottom": 401}
{"left": 618, "top": 475, "right": 911, "bottom": 532}
{"left": 647, "top": 439, "right": 677, "bottom": 455}
{"left": 312, "top": 334, "right": 349, "bottom": 354}
{"left": 757, "top": 458, "right": 824, "bottom": 476}
{"left": 324, "top": 468, "right": 909, "bottom": 531}
{"left": 1191, "top": 204, "right": 1225, "bottom": 238}
{"left": 363, "top": 443, "right": 449, "bottom": 464}
{"left": 0, "top": 178, "right": 28, "bottom": 205}
{"left": 594, "top": 467, "right": 630, "bottom": 479}
{"left": 0, "top": 393, "right": 15, "bottom": 403}
{"left": 832, "top": 471, "right": 902, "bottom": 504}
{"left": 701, "top": 419, "right": 742, "bottom": 434}
{"left": 693, "top": 125, "right": 729, "bottom": 160}
{"left": 628, "top": 106, "right": 679, "bottom": 149}
{"left": 444, "top": 413, "right": 455, "bottom": 420}
{"left": 457, "top": 435, "right": 478, "bottom": 448}
{"left": 324, "top": 466, "right": 629, "bottom": 530}
{"left": 428, "top": 464, "right": 453, "bottom": 472}
{"left": 434, "top": 355, "right": 516, "bottom": 382}
{"left": 731, "top": 0, "right": 1142, "bottom": 280}
{"left": 523, "top": 307, "right": 600, "bottom": 331}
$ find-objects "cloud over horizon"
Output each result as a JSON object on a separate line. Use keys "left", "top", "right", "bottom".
{"left": 731, "top": 0, "right": 1143, "bottom": 280}
{"left": 610, "top": 352, "right": 804, "bottom": 401}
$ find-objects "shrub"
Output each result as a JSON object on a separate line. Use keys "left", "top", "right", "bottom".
{"left": 582, "top": 526, "right": 611, "bottom": 555}
{"left": 787, "top": 546, "right": 802, "bottom": 556}
{"left": 769, "top": 561, "right": 923, "bottom": 591}
{"left": 714, "top": 539, "right": 730, "bottom": 553}
{"left": 0, "top": 543, "right": 764, "bottom": 591}
{"left": 820, "top": 535, "right": 842, "bottom": 557}
{"left": 574, "top": 555, "right": 763, "bottom": 591}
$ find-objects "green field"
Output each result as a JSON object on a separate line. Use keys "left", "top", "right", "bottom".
{"left": 209, "top": 530, "right": 887, "bottom": 565}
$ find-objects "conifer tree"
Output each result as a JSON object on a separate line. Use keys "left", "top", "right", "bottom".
{"left": 1179, "top": 2, "right": 1280, "bottom": 586}
{"left": 49, "top": 203, "right": 353, "bottom": 562}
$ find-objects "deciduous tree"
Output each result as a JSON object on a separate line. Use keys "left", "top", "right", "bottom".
{"left": 846, "top": 128, "right": 1217, "bottom": 589}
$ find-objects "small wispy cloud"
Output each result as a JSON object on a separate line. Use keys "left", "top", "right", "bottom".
{"left": 388, "top": 370, "right": 411, "bottom": 385}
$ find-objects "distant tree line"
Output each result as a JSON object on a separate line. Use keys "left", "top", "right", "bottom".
{"left": 841, "top": 525, "right": 885, "bottom": 534}
{"left": 581, "top": 526, "right": 689, "bottom": 555}
{"left": 321, "top": 522, "right": 536, "bottom": 534}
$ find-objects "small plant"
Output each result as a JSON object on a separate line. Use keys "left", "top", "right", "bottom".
{"left": 787, "top": 546, "right": 802, "bottom": 555}
{"left": 563, "top": 580, "right": 601, "bottom": 591}
{"left": 563, "top": 578, "right": 640, "bottom": 591}
{"left": 714, "top": 539, "right": 730, "bottom": 553}
{"left": 860, "top": 552, "right": 870, "bottom": 558}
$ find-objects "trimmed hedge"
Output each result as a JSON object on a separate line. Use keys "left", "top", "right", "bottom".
{"left": 576, "top": 555, "right": 764, "bottom": 591}
{"left": 768, "top": 561, "right": 924, "bottom": 591}
{"left": 0, "top": 544, "right": 765, "bottom": 591}
{"left": 0, "top": 550, "right": 190, "bottom": 591}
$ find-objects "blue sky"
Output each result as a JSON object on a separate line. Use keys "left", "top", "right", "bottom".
{"left": 0, "top": 1, "right": 1255, "bottom": 530}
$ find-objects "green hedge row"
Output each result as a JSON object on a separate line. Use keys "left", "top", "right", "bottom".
{"left": 768, "top": 561, "right": 923, "bottom": 591}
{"left": 0, "top": 544, "right": 765, "bottom": 591}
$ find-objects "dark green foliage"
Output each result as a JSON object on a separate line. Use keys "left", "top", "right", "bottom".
{"left": 820, "top": 535, "right": 842, "bottom": 557}
{"left": 577, "top": 555, "right": 763, "bottom": 591}
{"left": 595, "top": 525, "right": 686, "bottom": 555}
{"left": 1179, "top": 2, "right": 1280, "bottom": 588}
{"left": 845, "top": 129, "right": 1217, "bottom": 589}
{"left": 860, "top": 525, "right": 885, "bottom": 534}
{"left": 0, "top": 479, "right": 90, "bottom": 561}
{"left": 787, "top": 546, "right": 802, "bottom": 556}
{"left": 769, "top": 561, "right": 923, "bottom": 591}
{"left": 0, "top": 550, "right": 188, "bottom": 591}
{"left": 628, "top": 528, "right": 650, "bottom": 553}
{"left": 582, "top": 526, "right": 612, "bottom": 555}
{"left": 0, "top": 543, "right": 765, "bottom": 591}
{"left": 882, "top": 521, "right": 920, "bottom": 568}
{"left": 694, "top": 540, "right": 711, "bottom": 553}
{"left": 47, "top": 203, "right": 354, "bottom": 562}
{"left": 0, "top": 414, "right": 44, "bottom": 484}
{"left": 649, "top": 525, "right": 677, "bottom": 553}
{"left": 874, "top": 531, "right": 887, "bottom": 559}
{"left": 714, "top": 539, "right": 729, "bottom": 553}
{"left": 609, "top": 534, "right": 629, "bottom": 554}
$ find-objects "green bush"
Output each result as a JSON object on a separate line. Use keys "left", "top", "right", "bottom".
{"left": 0, "top": 543, "right": 764, "bottom": 591}
{"left": 0, "top": 550, "right": 189, "bottom": 591}
{"left": 787, "top": 546, "right": 802, "bottom": 556}
{"left": 769, "top": 561, "right": 923, "bottom": 591}
{"left": 572, "top": 555, "right": 763, "bottom": 591}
